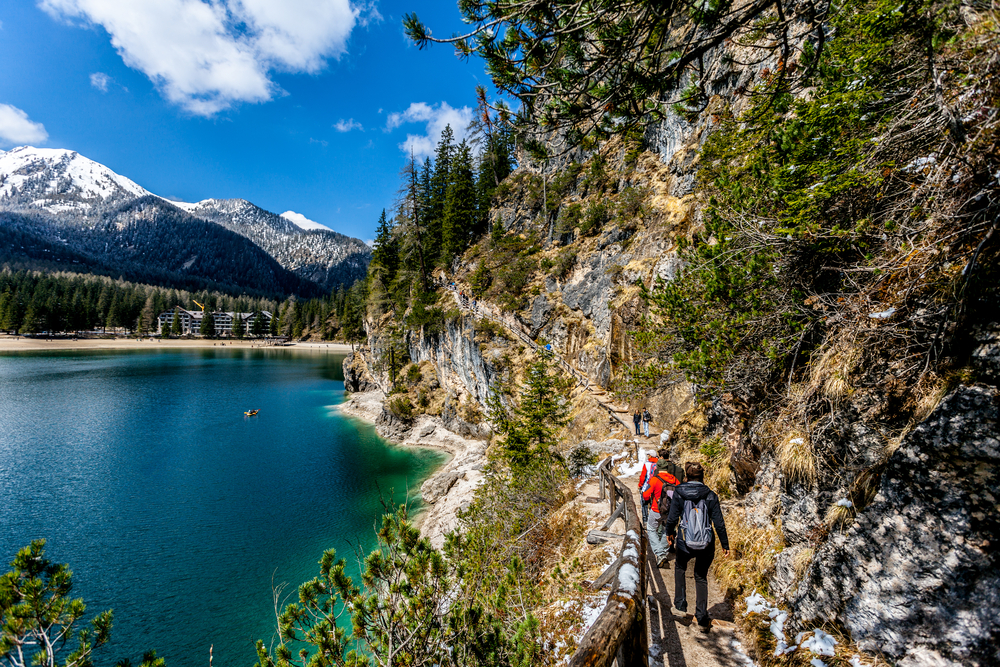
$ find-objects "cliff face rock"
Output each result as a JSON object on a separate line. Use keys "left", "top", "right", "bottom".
{"left": 973, "top": 323, "right": 1000, "bottom": 383}
{"left": 407, "top": 316, "right": 499, "bottom": 439}
{"left": 343, "top": 350, "right": 379, "bottom": 393}
{"left": 788, "top": 384, "right": 999, "bottom": 666}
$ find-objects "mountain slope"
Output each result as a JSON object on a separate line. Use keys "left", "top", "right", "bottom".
{"left": 0, "top": 200, "right": 324, "bottom": 298}
{"left": 174, "top": 198, "right": 370, "bottom": 290}
{"left": 0, "top": 146, "right": 370, "bottom": 292}
{"left": 0, "top": 146, "right": 150, "bottom": 215}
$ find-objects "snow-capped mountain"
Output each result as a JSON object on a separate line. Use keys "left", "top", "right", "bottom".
{"left": 0, "top": 147, "right": 151, "bottom": 214}
{"left": 0, "top": 146, "right": 370, "bottom": 292}
{"left": 163, "top": 198, "right": 369, "bottom": 289}
{"left": 280, "top": 210, "right": 330, "bottom": 231}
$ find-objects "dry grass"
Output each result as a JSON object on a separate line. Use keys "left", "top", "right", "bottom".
{"left": 912, "top": 375, "right": 948, "bottom": 423}
{"left": 792, "top": 546, "right": 814, "bottom": 585}
{"left": 712, "top": 507, "right": 783, "bottom": 597}
{"left": 777, "top": 431, "right": 817, "bottom": 485}
{"left": 850, "top": 467, "right": 883, "bottom": 510}
{"left": 807, "top": 343, "right": 859, "bottom": 403}
{"left": 824, "top": 501, "right": 855, "bottom": 529}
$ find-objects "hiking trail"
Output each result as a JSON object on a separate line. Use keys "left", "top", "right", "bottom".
{"left": 448, "top": 284, "right": 752, "bottom": 666}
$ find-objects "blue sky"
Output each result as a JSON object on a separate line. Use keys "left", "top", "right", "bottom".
{"left": 0, "top": 0, "right": 496, "bottom": 242}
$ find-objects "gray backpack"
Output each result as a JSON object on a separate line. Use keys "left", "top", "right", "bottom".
{"left": 679, "top": 497, "right": 712, "bottom": 549}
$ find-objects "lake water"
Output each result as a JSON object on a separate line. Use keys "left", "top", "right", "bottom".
{"left": 0, "top": 348, "right": 443, "bottom": 667}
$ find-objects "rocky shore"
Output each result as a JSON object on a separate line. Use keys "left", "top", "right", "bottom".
{"left": 337, "top": 389, "right": 487, "bottom": 548}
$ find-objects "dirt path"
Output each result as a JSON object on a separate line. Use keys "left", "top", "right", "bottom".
{"left": 615, "top": 473, "right": 748, "bottom": 667}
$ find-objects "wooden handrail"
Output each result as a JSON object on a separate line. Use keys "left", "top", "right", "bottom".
{"left": 570, "top": 458, "right": 648, "bottom": 666}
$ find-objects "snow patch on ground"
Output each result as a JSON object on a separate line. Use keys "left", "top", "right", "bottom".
{"left": 745, "top": 592, "right": 841, "bottom": 660}
{"left": 868, "top": 306, "right": 896, "bottom": 319}
{"left": 731, "top": 637, "right": 758, "bottom": 666}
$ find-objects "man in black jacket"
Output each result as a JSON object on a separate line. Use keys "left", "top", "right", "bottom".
{"left": 664, "top": 461, "right": 729, "bottom": 630}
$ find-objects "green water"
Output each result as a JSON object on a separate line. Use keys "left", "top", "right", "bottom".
{"left": 0, "top": 348, "right": 443, "bottom": 667}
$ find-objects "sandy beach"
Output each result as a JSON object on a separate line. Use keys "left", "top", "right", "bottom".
{"left": 0, "top": 335, "right": 355, "bottom": 353}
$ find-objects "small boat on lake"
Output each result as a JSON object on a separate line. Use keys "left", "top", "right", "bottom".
{"left": 245, "top": 409, "right": 259, "bottom": 416}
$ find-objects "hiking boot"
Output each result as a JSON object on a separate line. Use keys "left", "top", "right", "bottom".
{"left": 657, "top": 556, "right": 669, "bottom": 568}
{"left": 698, "top": 621, "right": 713, "bottom": 633}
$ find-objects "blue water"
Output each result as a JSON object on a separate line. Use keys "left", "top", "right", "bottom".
{"left": 0, "top": 349, "right": 443, "bottom": 667}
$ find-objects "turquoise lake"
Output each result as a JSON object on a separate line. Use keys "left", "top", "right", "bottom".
{"left": 0, "top": 349, "right": 444, "bottom": 667}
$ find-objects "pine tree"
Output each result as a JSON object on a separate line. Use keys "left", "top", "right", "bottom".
{"left": 1, "top": 541, "right": 164, "bottom": 667}
{"left": 199, "top": 310, "right": 216, "bottom": 337}
{"left": 140, "top": 294, "right": 156, "bottom": 335}
{"left": 441, "top": 141, "right": 477, "bottom": 266}
{"left": 490, "top": 356, "right": 569, "bottom": 467}
{"left": 171, "top": 307, "right": 183, "bottom": 336}
{"left": 251, "top": 311, "right": 265, "bottom": 337}
{"left": 396, "top": 155, "right": 430, "bottom": 293}
{"left": 370, "top": 210, "right": 399, "bottom": 285}
{"left": 369, "top": 210, "right": 400, "bottom": 315}
{"left": 426, "top": 125, "right": 456, "bottom": 263}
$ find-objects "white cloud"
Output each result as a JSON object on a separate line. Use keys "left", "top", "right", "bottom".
{"left": 334, "top": 118, "right": 363, "bottom": 132}
{"left": 90, "top": 72, "right": 111, "bottom": 92}
{"left": 309, "top": 137, "right": 328, "bottom": 146}
{"left": 0, "top": 104, "right": 49, "bottom": 145}
{"left": 386, "top": 101, "right": 472, "bottom": 159}
{"left": 40, "top": 0, "right": 359, "bottom": 116}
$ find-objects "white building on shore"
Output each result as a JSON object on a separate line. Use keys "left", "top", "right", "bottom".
{"left": 157, "top": 308, "right": 272, "bottom": 336}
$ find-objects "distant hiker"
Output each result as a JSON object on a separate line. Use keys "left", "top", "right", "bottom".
{"left": 664, "top": 462, "right": 729, "bottom": 631}
{"left": 642, "top": 457, "right": 682, "bottom": 567}
{"left": 642, "top": 408, "right": 652, "bottom": 438}
{"left": 638, "top": 451, "right": 659, "bottom": 522}
{"left": 633, "top": 410, "right": 642, "bottom": 435}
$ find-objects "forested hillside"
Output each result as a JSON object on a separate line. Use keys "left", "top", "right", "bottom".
{"left": 330, "top": 0, "right": 1000, "bottom": 664}
{"left": 0, "top": 269, "right": 365, "bottom": 340}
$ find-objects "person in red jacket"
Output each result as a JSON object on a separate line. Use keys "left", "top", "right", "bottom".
{"left": 642, "top": 456, "right": 681, "bottom": 567}
{"left": 638, "top": 451, "right": 659, "bottom": 522}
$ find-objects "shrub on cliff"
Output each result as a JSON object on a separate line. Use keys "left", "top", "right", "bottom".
{"left": 634, "top": 0, "right": 999, "bottom": 401}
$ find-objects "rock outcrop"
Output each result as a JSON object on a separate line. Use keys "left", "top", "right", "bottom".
{"left": 343, "top": 350, "right": 380, "bottom": 393}
{"left": 789, "top": 385, "right": 999, "bottom": 666}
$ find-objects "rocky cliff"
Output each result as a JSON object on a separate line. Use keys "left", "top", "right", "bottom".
{"left": 349, "top": 0, "right": 999, "bottom": 662}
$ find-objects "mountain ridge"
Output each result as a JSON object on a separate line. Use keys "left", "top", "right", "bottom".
{"left": 0, "top": 146, "right": 370, "bottom": 293}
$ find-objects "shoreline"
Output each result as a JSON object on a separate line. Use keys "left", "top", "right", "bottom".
{"left": 336, "top": 390, "right": 487, "bottom": 548}
{"left": 0, "top": 335, "right": 354, "bottom": 353}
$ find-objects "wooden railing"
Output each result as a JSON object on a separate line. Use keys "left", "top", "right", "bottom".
{"left": 571, "top": 457, "right": 648, "bottom": 666}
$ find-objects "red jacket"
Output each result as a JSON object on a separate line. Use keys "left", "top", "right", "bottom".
{"left": 638, "top": 456, "right": 658, "bottom": 490}
{"left": 642, "top": 471, "right": 680, "bottom": 514}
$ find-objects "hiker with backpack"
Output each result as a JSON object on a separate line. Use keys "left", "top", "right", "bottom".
{"left": 642, "top": 456, "right": 683, "bottom": 567}
{"left": 638, "top": 451, "right": 659, "bottom": 522}
{"left": 663, "top": 461, "right": 729, "bottom": 631}
{"left": 642, "top": 408, "right": 652, "bottom": 437}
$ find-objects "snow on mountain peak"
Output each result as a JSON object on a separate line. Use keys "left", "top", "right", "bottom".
{"left": 281, "top": 210, "right": 330, "bottom": 231}
{"left": 0, "top": 145, "right": 150, "bottom": 212}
